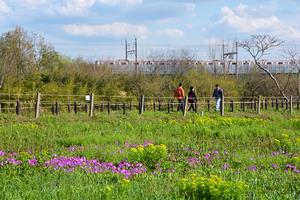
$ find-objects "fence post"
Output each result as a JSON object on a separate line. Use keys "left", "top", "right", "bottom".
{"left": 171, "top": 100, "right": 174, "bottom": 111}
{"left": 242, "top": 98, "right": 245, "bottom": 112}
{"left": 89, "top": 93, "right": 94, "bottom": 117}
{"left": 139, "top": 95, "right": 144, "bottom": 114}
{"left": 153, "top": 101, "right": 156, "bottom": 112}
{"left": 51, "top": 102, "right": 55, "bottom": 115}
{"left": 74, "top": 101, "right": 77, "bottom": 114}
{"left": 67, "top": 103, "right": 71, "bottom": 113}
{"left": 129, "top": 102, "right": 132, "bottom": 111}
{"left": 257, "top": 96, "right": 261, "bottom": 114}
{"left": 183, "top": 96, "right": 188, "bottom": 117}
{"left": 158, "top": 100, "right": 161, "bottom": 111}
{"left": 290, "top": 96, "right": 293, "bottom": 114}
{"left": 265, "top": 98, "right": 268, "bottom": 110}
{"left": 16, "top": 100, "right": 21, "bottom": 115}
{"left": 35, "top": 92, "right": 41, "bottom": 118}
{"left": 285, "top": 98, "right": 288, "bottom": 110}
{"left": 221, "top": 95, "right": 225, "bottom": 116}
{"left": 167, "top": 100, "right": 170, "bottom": 113}
{"left": 123, "top": 103, "right": 126, "bottom": 114}
{"left": 297, "top": 98, "right": 300, "bottom": 110}
{"left": 108, "top": 102, "right": 111, "bottom": 114}
{"left": 101, "top": 103, "right": 104, "bottom": 112}
{"left": 55, "top": 101, "right": 59, "bottom": 115}
{"left": 271, "top": 98, "right": 274, "bottom": 108}
{"left": 207, "top": 100, "right": 210, "bottom": 112}
{"left": 276, "top": 97, "right": 279, "bottom": 110}
{"left": 230, "top": 100, "right": 234, "bottom": 112}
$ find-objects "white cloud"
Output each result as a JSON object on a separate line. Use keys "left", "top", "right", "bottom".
{"left": 0, "top": 0, "right": 11, "bottom": 13}
{"left": 184, "top": 3, "right": 196, "bottom": 17}
{"left": 98, "top": 0, "right": 142, "bottom": 6}
{"left": 20, "top": 0, "right": 48, "bottom": 9}
{"left": 58, "top": 0, "right": 96, "bottom": 16}
{"left": 156, "top": 28, "right": 184, "bottom": 38}
{"left": 64, "top": 22, "right": 148, "bottom": 38}
{"left": 218, "top": 4, "right": 300, "bottom": 40}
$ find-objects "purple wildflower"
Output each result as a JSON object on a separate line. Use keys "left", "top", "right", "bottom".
{"left": 0, "top": 151, "right": 5, "bottom": 156}
{"left": 187, "top": 157, "right": 200, "bottom": 167}
{"left": 204, "top": 153, "right": 211, "bottom": 160}
{"left": 223, "top": 163, "right": 230, "bottom": 170}
{"left": 271, "top": 164, "right": 279, "bottom": 169}
{"left": 249, "top": 165, "right": 257, "bottom": 171}
{"left": 28, "top": 158, "right": 38, "bottom": 166}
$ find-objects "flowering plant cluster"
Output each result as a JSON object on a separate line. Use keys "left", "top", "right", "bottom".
{"left": 128, "top": 144, "right": 167, "bottom": 170}
{"left": 0, "top": 150, "right": 146, "bottom": 178}
{"left": 179, "top": 174, "right": 249, "bottom": 200}
{"left": 274, "top": 134, "right": 300, "bottom": 153}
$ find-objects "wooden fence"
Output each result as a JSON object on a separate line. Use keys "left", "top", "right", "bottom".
{"left": 0, "top": 93, "right": 298, "bottom": 118}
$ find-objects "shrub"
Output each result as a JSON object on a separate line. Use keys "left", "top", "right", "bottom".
{"left": 179, "top": 174, "right": 248, "bottom": 200}
{"left": 128, "top": 144, "right": 167, "bottom": 170}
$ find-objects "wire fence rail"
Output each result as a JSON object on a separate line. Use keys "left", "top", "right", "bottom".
{"left": 0, "top": 93, "right": 298, "bottom": 118}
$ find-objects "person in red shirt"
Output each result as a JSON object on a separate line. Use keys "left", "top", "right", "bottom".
{"left": 174, "top": 83, "right": 185, "bottom": 111}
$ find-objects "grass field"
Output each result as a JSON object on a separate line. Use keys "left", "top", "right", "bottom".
{"left": 0, "top": 111, "right": 299, "bottom": 199}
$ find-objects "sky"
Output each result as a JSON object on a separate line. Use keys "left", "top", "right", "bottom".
{"left": 0, "top": 0, "right": 300, "bottom": 60}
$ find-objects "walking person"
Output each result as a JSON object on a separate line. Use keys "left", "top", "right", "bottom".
{"left": 174, "top": 83, "right": 185, "bottom": 112}
{"left": 212, "top": 84, "right": 223, "bottom": 111}
{"left": 188, "top": 86, "right": 197, "bottom": 111}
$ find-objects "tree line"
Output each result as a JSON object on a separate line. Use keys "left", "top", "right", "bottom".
{"left": 0, "top": 27, "right": 299, "bottom": 98}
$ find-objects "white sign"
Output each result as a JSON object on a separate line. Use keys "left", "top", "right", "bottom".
{"left": 85, "top": 95, "right": 90, "bottom": 101}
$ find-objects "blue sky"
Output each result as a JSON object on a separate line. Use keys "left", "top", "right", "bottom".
{"left": 0, "top": 0, "right": 300, "bottom": 60}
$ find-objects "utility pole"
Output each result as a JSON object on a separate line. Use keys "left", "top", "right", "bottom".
{"left": 125, "top": 37, "right": 138, "bottom": 75}
{"left": 222, "top": 40, "right": 239, "bottom": 77}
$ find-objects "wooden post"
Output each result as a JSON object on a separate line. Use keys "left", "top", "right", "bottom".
{"left": 242, "top": 99, "right": 245, "bottom": 112}
{"left": 253, "top": 100, "right": 256, "bottom": 111}
{"left": 297, "top": 98, "right": 300, "bottom": 110}
{"left": 35, "top": 92, "right": 41, "bottom": 118}
{"left": 207, "top": 100, "right": 210, "bottom": 112}
{"left": 276, "top": 97, "right": 279, "bottom": 110}
{"left": 265, "top": 98, "right": 268, "bottom": 110}
{"left": 89, "top": 93, "right": 94, "bottom": 117}
{"left": 123, "top": 103, "right": 126, "bottom": 114}
{"left": 129, "top": 102, "right": 132, "bottom": 111}
{"left": 107, "top": 102, "right": 111, "bottom": 114}
{"left": 101, "top": 103, "right": 104, "bottom": 112}
{"left": 271, "top": 98, "right": 274, "bottom": 108}
{"left": 51, "top": 103, "right": 55, "bottom": 115}
{"left": 171, "top": 100, "right": 174, "bottom": 111}
{"left": 158, "top": 100, "right": 161, "bottom": 111}
{"left": 281, "top": 98, "right": 284, "bottom": 108}
{"left": 74, "top": 102, "right": 77, "bottom": 114}
{"left": 257, "top": 96, "right": 261, "bottom": 114}
{"left": 285, "top": 98, "right": 288, "bottom": 110}
{"left": 230, "top": 100, "right": 234, "bottom": 112}
{"left": 153, "top": 101, "right": 156, "bottom": 112}
{"left": 139, "top": 95, "right": 144, "bottom": 114}
{"left": 55, "top": 101, "right": 59, "bottom": 115}
{"left": 221, "top": 95, "right": 225, "bottom": 116}
{"left": 290, "top": 96, "right": 293, "bottom": 114}
{"left": 67, "top": 103, "right": 71, "bottom": 113}
{"left": 16, "top": 100, "right": 21, "bottom": 115}
{"left": 183, "top": 96, "right": 188, "bottom": 117}
{"left": 167, "top": 101, "right": 170, "bottom": 113}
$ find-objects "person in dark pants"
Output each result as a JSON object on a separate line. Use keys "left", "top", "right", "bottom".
{"left": 174, "top": 83, "right": 185, "bottom": 111}
{"left": 212, "top": 84, "right": 223, "bottom": 111}
{"left": 188, "top": 86, "right": 197, "bottom": 111}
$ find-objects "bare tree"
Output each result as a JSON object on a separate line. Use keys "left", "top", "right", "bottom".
{"left": 239, "top": 35, "right": 288, "bottom": 100}
{"left": 285, "top": 48, "right": 300, "bottom": 95}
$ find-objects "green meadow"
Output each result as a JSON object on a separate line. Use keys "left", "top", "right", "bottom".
{"left": 0, "top": 111, "right": 299, "bottom": 199}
